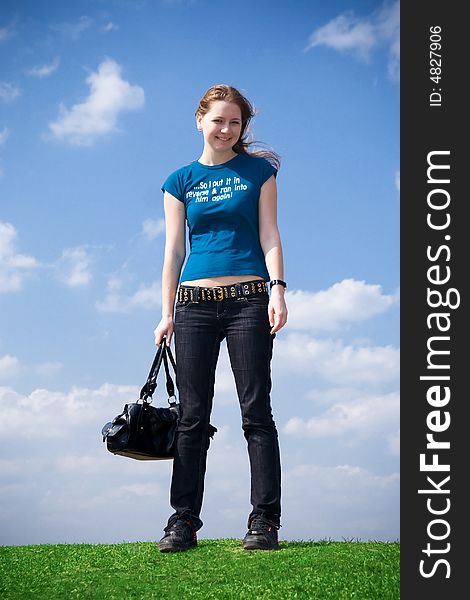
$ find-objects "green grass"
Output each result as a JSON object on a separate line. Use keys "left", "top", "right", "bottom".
{"left": 0, "top": 539, "right": 399, "bottom": 599}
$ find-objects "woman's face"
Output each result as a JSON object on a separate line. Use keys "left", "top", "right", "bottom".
{"left": 197, "top": 100, "right": 242, "bottom": 153}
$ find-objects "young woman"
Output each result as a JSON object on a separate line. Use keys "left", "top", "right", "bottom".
{"left": 154, "top": 84, "right": 287, "bottom": 552}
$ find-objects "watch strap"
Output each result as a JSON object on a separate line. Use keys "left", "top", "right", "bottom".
{"left": 269, "top": 279, "right": 287, "bottom": 289}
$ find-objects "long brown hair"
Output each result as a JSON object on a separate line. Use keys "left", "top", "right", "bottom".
{"left": 195, "top": 84, "right": 281, "bottom": 171}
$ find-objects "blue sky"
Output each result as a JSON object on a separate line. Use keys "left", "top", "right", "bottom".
{"left": 0, "top": 0, "right": 399, "bottom": 545}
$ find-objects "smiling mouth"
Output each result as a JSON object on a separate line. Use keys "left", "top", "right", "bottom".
{"left": 216, "top": 136, "right": 231, "bottom": 142}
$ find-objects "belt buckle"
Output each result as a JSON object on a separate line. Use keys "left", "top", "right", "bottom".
{"left": 213, "top": 286, "right": 224, "bottom": 301}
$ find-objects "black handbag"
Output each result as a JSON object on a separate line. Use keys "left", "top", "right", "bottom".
{"left": 101, "top": 338, "right": 181, "bottom": 460}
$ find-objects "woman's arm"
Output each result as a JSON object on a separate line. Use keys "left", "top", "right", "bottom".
{"left": 259, "top": 175, "right": 288, "bottom": 334}
{"left": 154, "top": 192, "right": 186, "bottom": 346}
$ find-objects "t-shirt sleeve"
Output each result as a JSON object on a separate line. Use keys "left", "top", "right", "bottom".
{"left": 259, "top": 158, "right": 278, "bottom": 187}
{"left": 161, "top": 169, "right": 184, "bottom": 202}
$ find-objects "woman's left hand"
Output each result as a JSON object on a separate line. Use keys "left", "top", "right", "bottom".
{"left": 268, "top": 288, "right": 288, "bottom": 334}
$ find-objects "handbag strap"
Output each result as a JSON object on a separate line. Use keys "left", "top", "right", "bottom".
{"left": 162, "top": 343, "right": 177, "bottom": 400}
{"left": 165, "top": 342, "right": 177, "bottom": 373}
{"left": 140, "top": 337, "right": 177, "bottom": 402}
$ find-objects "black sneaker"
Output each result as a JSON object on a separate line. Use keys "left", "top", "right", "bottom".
{"left": 242, "top": 515, "right": 280, "bottom": 550}
{"left": 158, "top": 516, "right": 197, "bottom": 553}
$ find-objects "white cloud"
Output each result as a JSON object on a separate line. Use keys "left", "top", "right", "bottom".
{"left": 282, "top": 464, "right": 399, "bottom": 541}
{"left": 305, "top": 1, "right": 400, "bottom": 80}
{"left": 53, "top": 455, "right": 158, "bottom": 484}
{"left": 0, "top": 221, "right": 40, "bottom": 293}
{"left": 285, "top": 279, "right": 396, "bottom": 331}
{"left": 0, "top": 379, "right": 399, "bottom": 544}
{"left": 0, "top": 81, "right": 20, "bottom": 103}
{"left": 284, "top": 391, "right": 399, "bottom": 439}
{"left": 130, "top": 281, "right": 162, "bottom": 309}
{"left": 0, "top": 383, "right": 138, "bottom": 440}
{"left": 376, "top": 1, "right": 400, "bottom": 80}
{"left": 142, "top": 218, "right": 165, "bottom": 241}
{"left": 57, "top": 246, "right": 92, "bottom": 287}
{"left": 0, "top": 126, "right": 10, "bottom": 145}
{"left": 0, "top": 458, "right": 25, "bottom": 477}
{"left": 96, "top": 279, "right": 162, "bottom": 312}
{"left": 50, "top": 16, "right": 93, "bottom": 40}
{"left": 274, "top": 332, "right": 399, "bottom": 386}
{"left": 0, "top": 23, "right": 16, "bottom": 43}
{"left": 306, "top": 13, "right": 376, "bottom": 60}
{"left": 26, "top": 57, "right": 60, "bottom": 78}
{"left": 0, "top": 355, "right": 20, "bottom": 381}
{"left": 0, "top": 222, "right": 16, "bottom": 255}
{"left": 306, "top": 386, "right": 365, "bottom": 406}
{"left": 213, "top": 347, "right": 238, "bottom": 399}
{"left": 35, "top": 362, "right": 63, "bottom": 377}
{"left": 387, "top": 429, "right": 400, "bottom": 457}
{"left": 120, "top": 483, "right": 162, "bottom": 497}
{"left": 1, "top": 356, "right": 63, "bottom": 382}
{"left": 48, "top": 58, "right": 145, "bottom": 146}
{"left": 102, "top": 22, "right": 119, "bottom": 33}
{"left": 395, "top": 171, "right": 400, "bottom": 192}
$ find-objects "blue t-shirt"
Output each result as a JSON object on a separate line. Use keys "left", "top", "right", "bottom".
{"left": 161, "top": 153, "right": 277, "bottom": 283}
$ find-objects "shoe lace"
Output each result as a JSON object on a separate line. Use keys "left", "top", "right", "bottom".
{"left": 164, "top": 515, "right": 194, "bottom": 534}
{"left": 249, "top": 516, "right": 280, "bottom": 532}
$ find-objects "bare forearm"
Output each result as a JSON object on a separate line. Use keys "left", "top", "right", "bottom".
{"left": 161, "top": 254, "right": 185, "bottom": 317}
{"left": 261, "top": 232, "right": 288, "bottom": 333}
{"left": 262, "top": 233, "right": 285, "bottom": 281}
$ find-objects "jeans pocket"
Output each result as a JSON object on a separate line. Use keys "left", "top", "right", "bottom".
{"left": 175, "top": 301, "right": 196, "bottom": 313}
{"left": 242, "top": 294, "right": 269, "bottom": 306}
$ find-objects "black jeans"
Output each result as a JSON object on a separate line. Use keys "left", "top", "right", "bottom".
{"left": 167, "top": 287, "right": 281, "bottom": 531}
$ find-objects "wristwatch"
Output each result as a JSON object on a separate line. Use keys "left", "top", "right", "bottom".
{"left": 269, "top": 279, "right": 287, "bottom": 290}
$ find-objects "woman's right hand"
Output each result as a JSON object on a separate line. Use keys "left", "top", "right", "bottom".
{"left": 154, "top": 315, "right": 174, "bottom": 347}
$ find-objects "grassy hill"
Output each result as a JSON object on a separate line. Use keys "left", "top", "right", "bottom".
{"left": 0, "top": 539, "right": 399, "bottom": 599}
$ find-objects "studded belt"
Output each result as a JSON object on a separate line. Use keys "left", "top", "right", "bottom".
{"left": 177, "top": 279, "right": 268, "bottom": 303}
